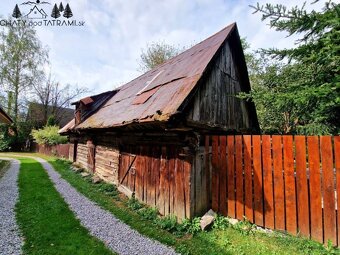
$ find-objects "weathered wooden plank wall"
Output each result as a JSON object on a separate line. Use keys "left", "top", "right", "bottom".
{"left": 76, "top": 143, "right": 88, "bottom": 169}
{"left": 186, "top": 40, "right": 251, "bottom": 131}
{"left": 69, "top": 143, "right": 74, "bottom": 161}
{"left": 207, "top": 135, "right": 340, "bottom": 246}
{"left": 119, "top": 145, "right": 193, "bottom": 220}
{"left": 191, "top": 146, "right": 209, "bottom": 216}
{"left": 95, "top": 145, "right": 119, "bottom": 184}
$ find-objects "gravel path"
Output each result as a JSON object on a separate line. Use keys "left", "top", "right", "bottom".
{"left": 0, "top": 158, "right": 22, "bottom": 255}
{"left": 31, "top": 156, "right": 178, "bottom": 255}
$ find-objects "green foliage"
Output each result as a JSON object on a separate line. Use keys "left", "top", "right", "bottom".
{"left": 184, "top": 217, "right": 202, "bottom": 235}
{"left": 127, "top": 197, "right": 143, "bottom": 210}
{"left": 0, "top": 18, "right": 48, "bottom": 123}
{"left": 31, "top": 125, "right": 67, "bottom": 145}
{"left": 154, "top": 215, "right": 178, "bottom": 232}
{"left": 0, "top": 122, "right": 35, "bottom": 151}
{"left": 137, "top": 207, "right": 159, "bottom": 220}
{"left": 0, "top": 124, "right": 12, "bottom": 151}
{"left": 97, "top": 183, "right": 119, "bottom": 197}
{"left": 213, "top": 215, "right": 230, "bottom": 230}
{"left": 243, "top": 1, "right": 340, "bottom": 135}
{"left": 233, "top": 218, "right": 257, "bottom": 236}
{"left": 46, "top": 115, "right": 57, "bottom": 126}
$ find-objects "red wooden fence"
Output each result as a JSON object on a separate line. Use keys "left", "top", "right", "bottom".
{"left": 207, "top": 135, "right": 340, "bottom": 246}
{"left": 35, "top": 143, "right": 70, "bottom": 159}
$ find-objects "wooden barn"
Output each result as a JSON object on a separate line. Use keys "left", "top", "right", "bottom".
{"left": 60, "top": 23, "right": 259, "bottom": 220}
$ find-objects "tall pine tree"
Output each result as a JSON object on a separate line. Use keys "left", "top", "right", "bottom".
{"left": 12, "top": 4, "right": 22, "bottom": 19}
{"left": 63, "top": 4, "right": 73, "bottom": 19}
{"left": 59, "top": 2, "right": 64, "bottom": 12}
{"left": 51, "top": 4, "right": 61, "bottom": 19}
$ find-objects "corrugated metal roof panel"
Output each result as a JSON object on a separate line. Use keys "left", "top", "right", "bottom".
{"left": 59, "top": 119, "right": 75, "bottom": 134}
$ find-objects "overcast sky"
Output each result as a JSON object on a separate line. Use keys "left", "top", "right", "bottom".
{"left": 0, "top": 0, "right": 324, "bottom": 95}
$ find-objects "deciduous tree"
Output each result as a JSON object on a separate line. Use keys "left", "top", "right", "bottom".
{"left": 0, "top": 19, "right": 48, "bottom": 124}
{"left": 139, "top": 42, "right": 183, "bottom": 72}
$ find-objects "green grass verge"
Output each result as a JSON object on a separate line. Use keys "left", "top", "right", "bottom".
{"left": 38, "top": 154, "right": 337, "bottom": 255}
{"left": 0, "top": 159, "right": 10, "bottom": 179}
{"left": 15, "top": 157, "right": 114, "bottom": 255}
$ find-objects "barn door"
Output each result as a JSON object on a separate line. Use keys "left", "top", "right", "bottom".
{"left": 87, "top": 140, "right": 96, "bottom": 173}
{"left": 119, "top": 152, "right": 137, "bottom": 195}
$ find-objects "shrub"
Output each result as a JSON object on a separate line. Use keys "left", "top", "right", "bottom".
{"left": 98, "top": 183, "right": 119, "bottom": 197}
{"left": 213, "top": 215, "right": 230, "bottom": 230}
{"left": 31, "top": 125, "right": 68, "bottom": 145}
{"left": 155, "top": 215, "right": 178, "bottom": 232}
{"left": 127, "top": 197, "right": 143, "bottom": 211}
{"left": 137, "top": 207, "right": 158, "bottom": 220}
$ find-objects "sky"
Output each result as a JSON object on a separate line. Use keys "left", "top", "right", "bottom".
{"left": 0, "top": 0, "right": 325, "bottom": 95}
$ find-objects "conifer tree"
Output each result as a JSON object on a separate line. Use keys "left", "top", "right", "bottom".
{"left": 51, "top": 4, "right": 61, "bottom": 19}
{"left": 59, "top": 2, "right": 64, "bottom": 12}
{"left": 12, "top": 4, "right": 22, "bottom": 19}
{"left": 63, "top": 4, "right": 73, "bottom": 19}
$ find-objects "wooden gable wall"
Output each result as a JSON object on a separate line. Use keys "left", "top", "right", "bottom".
{"left": 185, "top": 33, "right": 257, "bottom": 133}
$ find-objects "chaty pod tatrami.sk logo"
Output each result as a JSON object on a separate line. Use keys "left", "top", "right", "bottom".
{"left": 5, "top": 0, "right": 85, "bottom": 27}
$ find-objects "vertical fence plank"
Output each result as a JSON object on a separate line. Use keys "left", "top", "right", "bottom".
{"left": 212, "top": 136, "right": 219, "bottom": 212}
{"left": 253, "top": 135, "right": 264, "bottom": 227}
{"left": 149, "top": 148, "right": 156, "bottom": 206}
{"left": 283, "top": 136, "right": 297, "bottom": 235}
{"left": 243, "top": 135, "right": 253, "bottom": 222}
{"left": 135, "top": 147, "right": 143, "bottom": 201}
{"left": 307, "top": 136, "right": 323, "bottom": 243}
{"left": 147, "top": 147, "right": 153, "bottom": 204}
{"left": 262, "top": 135, "right": 274, "bottom": 229}
{"left": 219, "top": 136, "right": 228, "bottom": 215}
{"left": 154, "top": 147, "right": 161, "bottom": 208}
{"left": 175, "top": 155, "right": 185, "bottom": 220}
{"left": 235, "top": 135, "right": 244, "bottom": 220}
{"left": 158, "top": 146, "right": 167, "bottom": 215}
{"left": 295, "top": 136, "right": 310, "bottom": 237}
{"left": 227, "top": 136, "right": 236, "bottom": 218}
{"left": 272, "top": 136, "right": 285, "bottom": 231}
{"left": 320, "top": 136, "right": 336, "bottom": 245}
{"left": 183, "top": 154, "right": 192, "bottom": 219}
{"left": 168, "top": 146, "right": 175, "bottom": 215}
{"left": 141, "top": 146, "right": 146, "bottom": 202}
{"left": 205, "top": 136, "right": 211, "bottom": 211}
{"left": 207, "top": 134, "right": 339, "bottom": 246}
{"left": 334, "top": 136, "right": 340, "bottom": 247}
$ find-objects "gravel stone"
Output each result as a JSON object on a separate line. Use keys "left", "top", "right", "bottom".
{"left": 33, "top": 157, "right": 178, "bottom": 255}
{"left": 0, "top": 158, "right": 22, "bottom": 255}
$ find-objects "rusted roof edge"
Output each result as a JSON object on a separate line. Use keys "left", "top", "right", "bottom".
{"left": 0, "top": 106, "right": 13, "bottom": 124}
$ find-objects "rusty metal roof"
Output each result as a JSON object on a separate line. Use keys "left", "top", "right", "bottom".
{"left": 75, "top": 23, "right": 236, "bottom": 130}
{"left": 58, "top": 118, "right": 75, "bottom": 134}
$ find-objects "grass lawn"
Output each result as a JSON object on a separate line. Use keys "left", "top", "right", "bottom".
{"left": 15, "top": 157, "right": 114, "bottom": 255}
{"left": 0, "top": 159, "right": 10, "bottom": 179}
{"left": 36, "top": 154, "right": 337, "bottom": 255}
